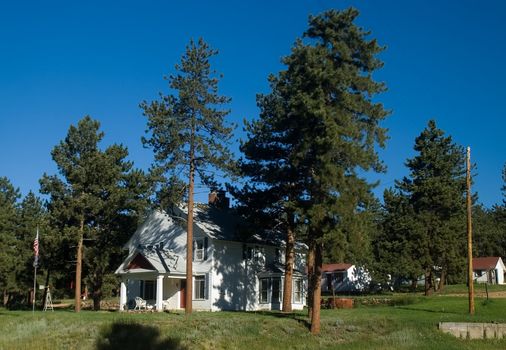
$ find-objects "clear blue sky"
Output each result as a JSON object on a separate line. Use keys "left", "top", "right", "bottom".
{"left": 0, "top": 0, "right": 504, "bottom": 207}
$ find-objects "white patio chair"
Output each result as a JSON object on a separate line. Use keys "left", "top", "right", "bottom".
{"left": 134, "top": 296, "right": 147, "bottom": 310}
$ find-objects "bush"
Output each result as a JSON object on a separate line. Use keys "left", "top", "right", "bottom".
{"left": 389, "top": 295, "right": 419, "bottom": 306}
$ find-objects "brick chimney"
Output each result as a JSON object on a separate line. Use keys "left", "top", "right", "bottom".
{"left": 208, "top": 190, "right": 229, "bottom": 209}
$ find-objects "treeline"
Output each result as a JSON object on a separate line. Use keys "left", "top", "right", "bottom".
{"left": 371, "top": 122, "right": 506, "bottom": 294}
{"left": 0, "top": 7, "right": 505, "bottom": 336}
{"left": 0, "top": 118, "right": 152, "bottom": 309}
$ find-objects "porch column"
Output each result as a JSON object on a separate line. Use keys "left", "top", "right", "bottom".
{"left": 119, "top": 280, "right": 127, "bottom": 312}
{"left": 156, "top": 275, "right": 164, "bottom": 311}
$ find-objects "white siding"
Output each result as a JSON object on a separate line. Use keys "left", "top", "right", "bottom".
{"left": 211, "top": 240, "right": 259, "bottom": 311}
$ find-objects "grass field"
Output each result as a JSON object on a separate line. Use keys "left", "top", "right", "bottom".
{"left": 1, "top": 295, "right": 506, "bottom": 349}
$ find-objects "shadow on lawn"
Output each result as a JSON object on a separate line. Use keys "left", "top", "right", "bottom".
{"left": 254, "top": 310, "right": 311, "bottom": 331}
{"left": 395, "top": 306, "right": 462, "bottom": 315}
{"left": 95, "top": 321, "right": 187, "bottom": 350}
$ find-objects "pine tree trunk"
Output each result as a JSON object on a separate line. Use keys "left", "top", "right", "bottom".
{"left": 42, "top": 269, "right": 50, "bottom": 310}
{"left": 185, "top": 123, "right": 196, "bottom": 316}
{"left": 424, "top": 270, "right": 433, "bottom": 296}
{"left": 307, "top": 240, "right": 315, "bottom": 319}
{"left": 282, "top": 212, "right": 295, "bottom": 313}
{"left": 93, "top": 276, "right": 102, "bottom": 311}
{"left": 75, "top": 217, "right": 84, "bottom": 312}
{"left": 93, "top": 291, "right": 101, "bottom": 310}
{"left": 310, "top": 242, "right": 323, "bottom": 335}
{"left": 411, "top": 278, "right": 417, "bottom": 293}
{"left": 438, "top": 269, "right": 446, "bottom": 292}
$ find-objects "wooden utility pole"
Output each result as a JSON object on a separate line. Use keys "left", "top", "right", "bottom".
{"left": 466, "top": 146, "right": 475, "bottom": 315}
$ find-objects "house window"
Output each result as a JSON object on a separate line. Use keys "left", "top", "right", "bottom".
{"left": 254, "top": 247, "right": 265, "bottom": 265}
{"left": 275, "top": 248, "right": 281, "bottom": 263}
{"left": 140, "top": 280, "right": 155, "bottom": 300}
{"left": 293, "top": 278, "right": 302, "bottom": 303}
{"left": 326, "top": 273, "right": 333, "bottom": 291}
{"left": 259, "top": 278, "right": 269, "bottom": 303}
{"left": 271, "top": 278, "right": 281, "bottom": 303}
{"left": 194, "top": 275, "right": 206, "bottom": 300}
{"left": 335, "top": 272, "right": 345, "bottom": 283}
{"left": 244, "top": 245, "right": 265, "bottom": 265}
{"left": 194, "top": 239, "right": 204, "bottom": 261}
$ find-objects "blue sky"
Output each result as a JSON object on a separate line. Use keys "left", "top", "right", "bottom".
{"left": 0, "top": 0, "right": 504, "bottom": 207}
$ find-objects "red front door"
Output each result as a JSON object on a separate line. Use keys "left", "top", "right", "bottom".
{"left": 180, "top": 280, "right": 186, "bottom": 309}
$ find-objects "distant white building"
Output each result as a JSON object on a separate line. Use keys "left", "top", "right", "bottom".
{"left": 115, "top": 192, "right": 306, "bottom": 312}
{"left": 473, "top": 257, "right": 506, "bottom": 285}
{"left": 320, "top": 263, "right": 371, "bottom": 293}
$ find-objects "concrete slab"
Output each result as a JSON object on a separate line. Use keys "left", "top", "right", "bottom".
{"left": 439, "top": 322, "right": 506, "bottom": 340}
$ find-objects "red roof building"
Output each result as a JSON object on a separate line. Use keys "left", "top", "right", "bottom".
{"left": 473, "top": 257, "right": 505, "bottom": 285}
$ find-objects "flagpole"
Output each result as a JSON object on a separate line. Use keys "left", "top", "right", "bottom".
{"left": 32, "top": 226, "right": 39, "bottom": 313}
{"left": 33, "top": 264, "right": 37, "bottom": 313}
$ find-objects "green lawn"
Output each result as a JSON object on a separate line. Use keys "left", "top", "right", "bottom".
{"left": 1, "top": 296, "right": 506, "bottom": 349}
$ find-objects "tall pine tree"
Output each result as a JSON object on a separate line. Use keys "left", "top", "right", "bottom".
{"left": 392, "top": 120, "right": 467, "bottom": 293}
{"left": 141, "top": 38, "right": 235, "bottom": 315}
{"left": 40, "top": 116, "right": 151, "bottom": 310}
{"left": 0, "top": 177, "right": 21, "bottom": 306}
{"left": 241, "top": 8, "right": 388, "bottom": 333}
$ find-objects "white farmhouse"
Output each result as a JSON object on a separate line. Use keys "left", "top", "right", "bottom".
{"left": 115, "top": 193, "right": 306, "bottom": 312}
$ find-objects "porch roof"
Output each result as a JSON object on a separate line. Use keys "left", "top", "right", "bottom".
{"left": 115, "top": 248, "right": 185, "bottom": 275}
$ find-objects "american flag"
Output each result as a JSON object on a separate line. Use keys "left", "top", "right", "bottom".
{"left": 33, "top": 229, "right": 39, "bottom": 267}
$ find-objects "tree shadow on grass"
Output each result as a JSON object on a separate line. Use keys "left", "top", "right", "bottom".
{"left": 95, "top": 321, "right": 187, "bottom": 350}
{"left": 395, "top": 306, "right": 462, "bottom": 315}
{"left": 254, "top": 310, "right": 311, "bottom": 331}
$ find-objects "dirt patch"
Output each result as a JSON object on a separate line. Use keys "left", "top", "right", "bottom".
{"left": 442, "top": 291, "right": 506, "bottom": 298}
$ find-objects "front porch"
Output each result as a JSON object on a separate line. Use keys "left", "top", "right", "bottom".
{"left": 119, "top": 273, "right": 187, "bottom": 312}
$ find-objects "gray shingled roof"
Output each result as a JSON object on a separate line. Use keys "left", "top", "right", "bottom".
{"left": 170, "top": 204, "right": 282, "bottom": 245}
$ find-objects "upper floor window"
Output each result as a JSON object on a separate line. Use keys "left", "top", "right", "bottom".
{"left": 194, "top": 238, "right": 208, "bottom": 261}
{"left": 243, "top": 245, "right": 265, "bottom": 265}
{"left": 275, "top": 248, "right": 281, "bottom": 263}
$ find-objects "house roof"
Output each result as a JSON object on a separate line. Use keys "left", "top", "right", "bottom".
{"left": 169, "top": 204, "right": 283, "bottom": 245}
{"left": 322, "top": 263, "right": 353, "bottom": 273}
{"left": 115, "top": 247, "right": 186, "bottom": 275}
{"left": 473, "top": 257, "right": 503, "bottom": 271}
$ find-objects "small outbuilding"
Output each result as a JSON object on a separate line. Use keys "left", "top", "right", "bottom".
{"left": 320, "top": 263, "right": 370, "bottom": 293}
{"left": 473, "top": 257, "right": 506, "bottom": 285}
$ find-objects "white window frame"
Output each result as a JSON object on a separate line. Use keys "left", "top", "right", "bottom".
{"left": 293, "top": 278, "right": 302, "bottom": 304}
{"left": 194, "top": 238, "right": 205, "bottom": 262}
{"left": 271, "top": 277, "right": 281, "bottom": 304}
{"left": 259, "top": 278, "right": 269, "bottom": 304}
{"left": 194, "top": 275, "right": 206, "bottom": 300}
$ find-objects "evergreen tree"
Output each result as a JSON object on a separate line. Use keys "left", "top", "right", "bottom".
{"left": 373, "top": 189, "right": 424, "bottom": 289}
{"left": 19, "top": 192, "right": 63, "bottom": 308}
{"left": 475, "top": 164, "right": 506, "bottom": 259}
{"left": 0, "top": 177, "right": 21, "bottom": 306}
{"left": 473, "top": 205, "right": 505, "bottom": 258}
{"left": 294, "top": 9, "right": 388, "bottom": 334}
{"left": 40, "top": 116, "right": 151, "bottom": 311}
{"left": 141, "top": 38, "right": 235, "bottom": 315}
{"left": 393, "top": 120, "right": 467, "bottom": 294}
{"left": 241, "top": 8, "right": 388, "bottom": 333}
